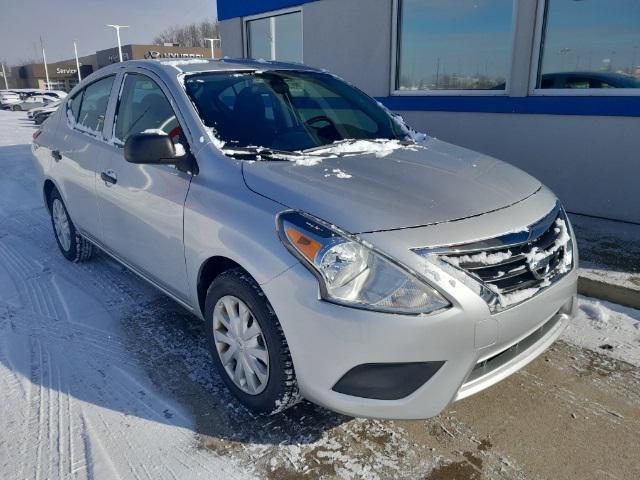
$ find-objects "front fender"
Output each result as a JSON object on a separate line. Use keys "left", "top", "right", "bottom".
{"left": 183, "top": 156, "right": 300, "bottom": 318}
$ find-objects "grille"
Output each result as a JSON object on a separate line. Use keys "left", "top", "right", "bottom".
{"left": 415, "top": 204, "right": 574, "bottom": 312}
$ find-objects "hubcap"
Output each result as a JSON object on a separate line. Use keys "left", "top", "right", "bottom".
{"left": 213, "top": 296, "right": 269, "bottom": 395}
{"left": 52, "top": 199, "right": 71, "bottom": 252}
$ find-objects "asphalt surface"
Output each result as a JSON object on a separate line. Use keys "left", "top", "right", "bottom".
{"left": 133, "top": 298, "right": 640, "bottom": 480}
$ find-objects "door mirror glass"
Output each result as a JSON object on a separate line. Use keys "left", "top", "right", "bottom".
{"left": 124, "top": 133, "right": 177, "bottom": 164}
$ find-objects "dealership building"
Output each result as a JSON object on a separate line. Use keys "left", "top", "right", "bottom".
{"left": 217, "top": 0, "right": 640, "bottom": 224}
{"left": 10, "top": 44, "right": 215, "bottom": 93}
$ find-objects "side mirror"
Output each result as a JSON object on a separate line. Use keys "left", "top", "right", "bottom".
{"left": 124, "top": 133, "right": 177, "bottom": 165}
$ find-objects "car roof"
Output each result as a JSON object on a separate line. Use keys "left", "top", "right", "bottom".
{"left": 99, "top": 58, "right": 322, "bottom": 76}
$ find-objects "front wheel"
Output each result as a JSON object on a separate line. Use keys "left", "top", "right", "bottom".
{"left": 205, "top": 268, "right": 300, "bottom": 415}
{"left": 49, "top": 189, "right": 95, "bottom": 263}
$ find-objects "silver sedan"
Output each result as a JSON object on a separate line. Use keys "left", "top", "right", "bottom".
{"left": 31, "top": 59, "right": 578, "bottom": 419}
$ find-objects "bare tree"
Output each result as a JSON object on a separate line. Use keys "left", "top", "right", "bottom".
{"left": 152, "top": 20, "right": 219, "bottom": 48}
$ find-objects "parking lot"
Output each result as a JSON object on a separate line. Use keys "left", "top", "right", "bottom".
{"left": 1, "top": 110, "right": 639, "bottom": 479}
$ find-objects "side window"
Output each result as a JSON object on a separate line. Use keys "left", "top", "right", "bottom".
{"left": 67, "top": 90, "right": 83, "bottom": 122}
{"left": 76, "top": 76, "right": 115, "bottom": 134}
{"left": 114, "top": 74, "right": 181, "bottom": 144}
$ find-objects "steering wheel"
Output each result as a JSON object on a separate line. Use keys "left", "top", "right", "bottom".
{"left": 304, "top": 115, "right": 336, "bottom": 130}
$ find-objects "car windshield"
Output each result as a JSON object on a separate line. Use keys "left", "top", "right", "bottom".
{"left": 183, "top": 70, "right": 407, "bottom": 153}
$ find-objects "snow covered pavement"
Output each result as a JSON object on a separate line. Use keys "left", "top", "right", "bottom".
{"left": 0, "top": 112, "right": 254, "bottom": 479}
{"left": 563, "top": 296, "right": 640, "bottom": 367}
{"left": 0, "top": 110, "right": 639, "bottom": 479}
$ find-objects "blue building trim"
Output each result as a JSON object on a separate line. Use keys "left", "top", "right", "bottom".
{"left": 217, "top": 0, "right": 316, "bottom": 21}
{"left": 378, "top": 95, "right": 640, "bottom": 117}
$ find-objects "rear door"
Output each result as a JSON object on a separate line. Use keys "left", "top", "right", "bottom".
{"left": 96, "top": 71, "right": 193, "bottom": 301}
{"left": 53, "top": 75, "right": 117, "bottom": 239}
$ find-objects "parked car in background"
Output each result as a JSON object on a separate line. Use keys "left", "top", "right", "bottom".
{"left": 39, "top": 90, "right": 68, "bottom": 100}
{"left": 33, "top": 102, "right": 61, "bottom": 125}
{"left": 28, "top": 100, "right": 61, "bottom": 119}
{"left": 11, "top": 94, "right": 57, "bottom": 111}
{"left": 539, "top": 72, "right": 640, "bottom": 89}
{"left": 32, "top": 59, "right": 578, "bottom": 419}
{"left": 0, "top": 90, "right": 22, "bottom": 109}
{"left": 493, "top": 72, "right": 640, "bottom": 90}
{"left": 12, "top": 88, "right": 68, "bottom": 100}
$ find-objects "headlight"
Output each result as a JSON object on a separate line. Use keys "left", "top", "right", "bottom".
{"left": 277, "top": 211, "right": 450, "bottom": 314}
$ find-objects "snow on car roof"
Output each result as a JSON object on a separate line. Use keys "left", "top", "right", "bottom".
{"left": 122, "top": 57, "right": 320, "bottom": 75}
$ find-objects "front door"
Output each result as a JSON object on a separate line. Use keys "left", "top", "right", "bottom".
{"left": 96, "top": 72, "right": 193, "bottom": 302}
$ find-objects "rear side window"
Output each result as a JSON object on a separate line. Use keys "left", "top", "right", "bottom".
{"left": 113, "top": 74, "right": 179, "bottom": 143}
{"left": 76, "top": 76, "right": 115, "bottom": 134}
{"left": 67, "top": 91, "right": 83, "bottom": 121}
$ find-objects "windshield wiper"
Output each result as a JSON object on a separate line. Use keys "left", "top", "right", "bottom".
{"left": 220, "top": 146, "right": 298, "bottom": 161}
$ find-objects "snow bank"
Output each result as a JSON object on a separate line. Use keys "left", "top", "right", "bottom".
{"left": 562, "top": 296, "right": 640, "bottom": 367}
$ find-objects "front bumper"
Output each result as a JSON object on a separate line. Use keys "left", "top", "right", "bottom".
{"left": 262, "top": 260, "right": 577, "bottom": 420}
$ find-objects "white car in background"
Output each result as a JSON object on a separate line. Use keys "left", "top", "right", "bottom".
{"left": 11, "top": 94, "right": 57, "bottom": 111}
{"left": 0, "top": 91, "right": 22, "bottom": 110}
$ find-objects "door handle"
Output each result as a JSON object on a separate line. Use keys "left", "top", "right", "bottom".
{"left": 52, "top": 149, "right": 62, "bottom": 161}
{"left": 101, "top": 171, "right": 117, "bottom": 185}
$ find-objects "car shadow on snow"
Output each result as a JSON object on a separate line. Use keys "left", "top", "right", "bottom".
{"left": 121, "top": 294, "right": 350, "bottom": 448}
{"left": 0, "top": 133, "right": 348, "bottom": 455}
{"left": 0, "top": 216, "right": 348, "bottom": 457}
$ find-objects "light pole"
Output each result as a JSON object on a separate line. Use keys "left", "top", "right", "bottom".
{"left": 204, "top": 37, "right": 221, "bottom": 59}
{"left": 106, "top": 24, "right": 129, "bottom": 62}
{"left": 73, "top": 41, "right": 82, "bottom": 82}
{"left": 40, "top": 37, "right": 50, "bottom": 90}
{"left": 269, "top": 17, "right": 276, "bottom": 60}
{"left": 1, "top": 63, "right": 9, "bottom": 89}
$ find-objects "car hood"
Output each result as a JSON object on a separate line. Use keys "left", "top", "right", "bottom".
{"left": 242, "top": 138, "right": 541, "bottom": 233}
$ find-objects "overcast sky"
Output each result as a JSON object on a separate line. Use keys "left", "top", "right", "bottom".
{"left": 0, "top": 0, "right": 217, "bottom": 65}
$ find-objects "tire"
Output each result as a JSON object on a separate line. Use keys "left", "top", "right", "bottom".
{"left": 204, "top": 268, "right": 300, "bottom": 415}
{"left": 12, "top": 105, "right": 21, "bottom": 111}
{"left": 48, "top": 188, "right": 95, "bottom": 263}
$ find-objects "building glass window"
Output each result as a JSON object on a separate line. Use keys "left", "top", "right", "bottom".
{"left": 537, "top": 0, "right": 640, "bottom": 90}
{"left": 395, "top": 0, "right": 514, "bottom": 92}
{"left": 68, "top": 79, "right": 79, "bottom": 91}
{"left": 45, "top": 79, "right": 66, "bottom": 91}
{"left": 246, "top": 11, "right": 303, "bottom": 63}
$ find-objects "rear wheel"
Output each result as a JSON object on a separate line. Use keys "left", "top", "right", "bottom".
{"left": 11, "top": 105, "right": 21, "bottom": 111}
{"left": 205, "top": 268, "right": 300, "bottom": 415}
{"left": 49, "top": 189, "right": 95, "bottom": 263}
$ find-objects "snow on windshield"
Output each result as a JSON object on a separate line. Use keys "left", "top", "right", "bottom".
{"left": 182, "top": 69, "right": 428, "bottom": 165}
